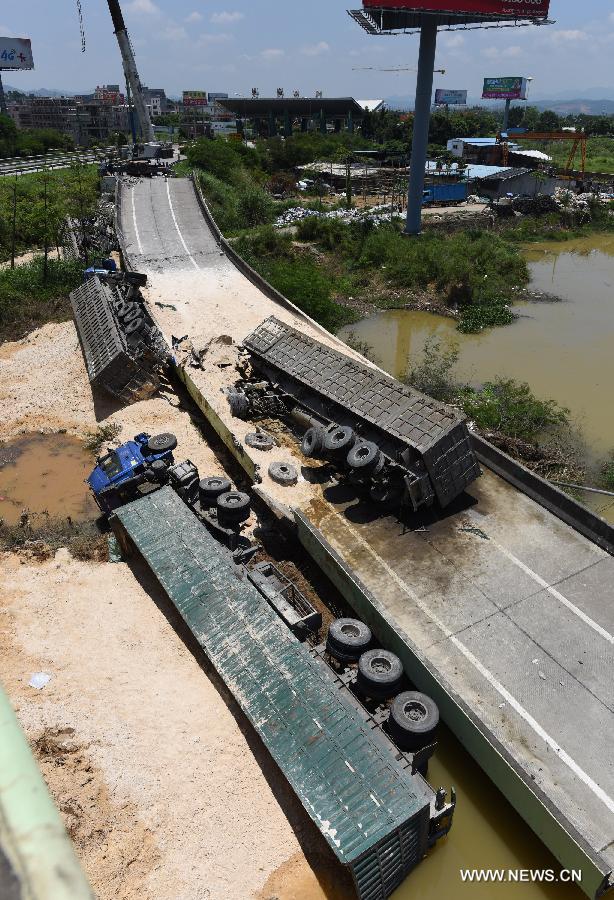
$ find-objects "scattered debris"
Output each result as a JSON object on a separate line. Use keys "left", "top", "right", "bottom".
{"left": 29, "top": 672, "right": 52, "bottom": 689}
{"left": 274, "top": 204, "right": 404, "bottom": 229}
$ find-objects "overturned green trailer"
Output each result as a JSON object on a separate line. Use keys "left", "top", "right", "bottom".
{"left": 112, "top": 486, "right": 454, "bottom": 899}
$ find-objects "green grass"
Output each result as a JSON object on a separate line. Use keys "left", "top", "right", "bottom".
{"left": 0, "top": 257, "right": 83, "bottom": 341}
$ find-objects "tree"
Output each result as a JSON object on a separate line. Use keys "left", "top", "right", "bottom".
{"left": 537, "top": 109, "right": 561, "bottom": 132}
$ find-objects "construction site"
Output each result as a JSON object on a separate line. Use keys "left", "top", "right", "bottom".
{"left": 2, "top": 2, "right": 614, "bottom": 900}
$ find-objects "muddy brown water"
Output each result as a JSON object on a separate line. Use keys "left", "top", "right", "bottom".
{"left": 339, "top": 233, "right": 614, "bottom": 524}
{"left": 0, "top": 433, "right": 97, "bottom": 526}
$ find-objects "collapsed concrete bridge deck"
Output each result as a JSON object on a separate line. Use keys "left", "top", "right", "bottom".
{"left": 117, "top": 174, "right": 614, "bottom": 898}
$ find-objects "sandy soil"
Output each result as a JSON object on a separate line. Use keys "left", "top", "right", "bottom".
{"left": 0, "top": 319, "right": 337, "bottom": 898}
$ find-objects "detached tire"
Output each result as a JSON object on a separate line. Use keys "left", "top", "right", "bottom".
{"left": 217, "top": 491, "right": 251, "bottom": 526}
{"left": 323, "top": 426, "right": 356, "bottom": 458}
{"left": 326, "top": 618, "right": 372, "bottom": 663}
{"left": 147, "top": 433, "right": 178, "bottom": 454}
{"left": 357, "top": 649, "right": 403, "bottom": 699}
{"left": 388, "top": 691, "right": 439, "bottom": 752}
{"left": 301, "top": 426, "right": 325, "bottom": 459}
{"left": 347, "top": 441, "right": 384, "bottom": 475}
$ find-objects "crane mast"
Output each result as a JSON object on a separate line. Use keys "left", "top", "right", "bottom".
{"left": 106, "top": 0, "right": 154, "bottom": 142}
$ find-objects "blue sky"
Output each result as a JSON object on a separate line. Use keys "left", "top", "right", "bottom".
{"left": 1, "top": 1, "right": 613, "bottom": 100}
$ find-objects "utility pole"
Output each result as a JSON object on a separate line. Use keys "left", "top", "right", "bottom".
{"left": 10, "top": 175, "right": 17, "bottom": 269}
{"left": 503, "top": 98, "right": 511, "bottom": 134}
{"left": 106, "top": 0, "right": 154, "bottom": 141}
{"left": 405, "top": 23, "right": 437, "bottom": 236}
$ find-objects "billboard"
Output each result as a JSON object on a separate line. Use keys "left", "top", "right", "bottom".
{"left": 435, "top": 89, "right": 467, "bottom": 106}
{"left": 0, "top": 37, "right": 34, "bottom": 70}
{"left": 482, "top": 76, "right": 529, "bottom": 100}
{"left": 183, "top": 91, "right": 207, "bottom": 107}
{"left": 363, "top": 0, "right": 550, "bottom": 17}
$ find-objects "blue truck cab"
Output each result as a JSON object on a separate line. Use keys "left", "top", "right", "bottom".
{"left": 88, "top": 432, "right": 177, "bottom": 514}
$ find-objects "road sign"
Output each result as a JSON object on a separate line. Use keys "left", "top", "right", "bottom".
{"left": 0, "top": 37, "right": 34, "bottom": 70}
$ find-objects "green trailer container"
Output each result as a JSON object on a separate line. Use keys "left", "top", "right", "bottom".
{"left": 112, "top": 487, "right": 453, "bottom": 899}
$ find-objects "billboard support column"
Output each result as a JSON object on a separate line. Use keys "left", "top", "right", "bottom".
{"left": 503, "top": 98, "right": 511, "bottom": 133}
{"left": 405, "top": 21, "right": 437, "bottom": 236}
{"left": 0, "top": 72, "right": 7, "bottom": 116}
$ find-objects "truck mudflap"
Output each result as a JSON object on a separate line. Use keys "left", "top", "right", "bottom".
{"left": 243, "top": 317, "right": 480, "bottom": 507}
{"left": 112, "top": 486, "right": 455, "bottom": 899}
{"left": 70, "top": 276, "right": 169, "bottom": 404}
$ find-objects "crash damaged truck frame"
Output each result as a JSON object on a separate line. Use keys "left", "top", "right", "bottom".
{"left": 235, "top": 317, "right": 481, "bottom": 511}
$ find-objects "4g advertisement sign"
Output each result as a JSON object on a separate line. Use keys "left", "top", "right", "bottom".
{"left": 0, "top": 37, "right": 34, "bottom": 70}
{"left": 363, "top": 0, "right": 550, "bottom": 18}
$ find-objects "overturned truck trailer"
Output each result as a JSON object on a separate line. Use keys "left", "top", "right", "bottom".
{"left": 112, "top": 486, "right": 454, "bottom": 900}
{"left": 242, "top": 317, "right": 480, "bottom": 510}
{"left": 70, "top": 275, "right": 170, "bottom": 404}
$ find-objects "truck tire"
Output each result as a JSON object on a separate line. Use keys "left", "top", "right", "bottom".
{"left": 347, "top": 441, "right": 384, "bottom": 475}
{"left": 124, "top": 317, "right": 145, "bottom": 337}
{"left": 323, "top": 425, "right": 356, "bottom": 458}
{"left": 146, "top": 433, "right": 178, "bottom": 454}
{"left": 121, "top": 304, "right": 141, "bottom": 324}
{"left": 217, "top": 491, "right": 251, "bottom": 526}
{"left": 115, "top": 300, "right": 133, "bottom": 318}
{"left": 388, "top": 691, "right": 439, "bottom": 752}
{"left": 268, "top": 462, "right": 298, "bottom": 486}
{"left": 199, "top": 476, "right": 232, "bottom": 505}
{"left": 245, "top": 432, "right": 275, "bottom": 452}
{"left": 301, "top": 426, "right": 325, "bottom": 459}
{"left": 357, "top": 649, "right": 403, "bottom": 699}
{"left": 326, "top": 618, "right": 372, "bottom": 663}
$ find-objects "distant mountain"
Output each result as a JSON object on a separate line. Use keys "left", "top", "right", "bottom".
{"left": 531, "top": 98, "right": 614, "bottom": 115}
{"left": 3, "top": 84, "right": 76, "bottom": 97}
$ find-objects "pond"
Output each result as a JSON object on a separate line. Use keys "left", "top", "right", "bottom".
{"left": 339, "top": 233, "right": 614, "bottom": 521}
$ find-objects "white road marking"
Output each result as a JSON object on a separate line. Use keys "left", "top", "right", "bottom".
{"left": 166, "top": 179, "right": 200, "bottom": 270}
{"left": 332, "top": 514, "right": 614, "bottom": 816}
{"left": 490, "top": 539, "right": 614, "bottom": 646}
{"left": 131, "top": 186, "right": 144, "bottom": 255}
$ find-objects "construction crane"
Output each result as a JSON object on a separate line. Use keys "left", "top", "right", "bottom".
{"left": 106, "top": 0, "right": 154, "bottom": 142}
{"left": 499, "top": 131, "right": 587, "bottom": 177}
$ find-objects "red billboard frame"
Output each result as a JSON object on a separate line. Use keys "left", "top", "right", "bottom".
{"left": 362, "top": 0, "right": 550, "bottom": 17}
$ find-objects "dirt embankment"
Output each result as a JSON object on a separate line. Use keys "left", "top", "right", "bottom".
{"left": 0, "top": 319, "right": 342, "bottom": 899}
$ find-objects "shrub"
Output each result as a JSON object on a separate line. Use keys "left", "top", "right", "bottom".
{"left": 187, "top": 138, "right": 243, "bottom": 182}
{"left": 459, "top": 378, "right": 569, "bottom": 442}
{"left": 236, "top": 188, "right": 275, "bottom": 228}
{"left": 600, "top": 453, "right": 614, "bottom": 491}
{"left": 405, "top": 336, "right": 460, "bottom": 402}
{"left": 0, "top": 257, "right": 83, "bottom": 341}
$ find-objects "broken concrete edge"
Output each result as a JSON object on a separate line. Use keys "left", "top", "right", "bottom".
{"left": 471, "top": 435, "right": 614, "bottom": 558}
{"left": 292, "top": 512, "right": 612, "bottom": 900}
{"left": 188, "top": 173, "right": 384, "bottom": 363}
{"left": 0, "top": 683, "right": 94, "bottom": 900}
{"left": 175, "top": 366, "right": 260, "bottom": 485}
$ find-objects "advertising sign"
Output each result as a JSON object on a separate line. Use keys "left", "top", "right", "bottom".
{"left": 183, "top": 91, "right": 207, "bottom": 107}
{"left": 0, "top": 37, "right": 34, "bottom": 70}
{"left": 363, "top": 0, "right": 550, "bottom": 18}
{"left": 435, "top": 89, "right": 467, "bottom": 106}
{"left": 482, "top": 76, "right": 528, "bottom": 100}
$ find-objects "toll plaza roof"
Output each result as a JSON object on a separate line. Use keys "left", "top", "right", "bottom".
{"left": 218, "top": 97, "right": 368, "bottom": 118}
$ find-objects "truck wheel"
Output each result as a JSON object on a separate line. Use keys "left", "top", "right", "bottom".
{"left": 301, "top": 426, "right": 325, "bottom": 459}
{"left": 347, "top": 441, "right": 384, "bottom": 475}
{"left": 199, "top": 477, "right": 232, "bottom": 505}
{"left": 357, "top": 649, "right": 403, "bottom": 699}
{"left": 268, "top": 462, "right": 298, "bottom": 486}
{"left": 326, "top": 618, "right": 372, "bottom": 663}
{"left": 217, "top": 491, "right": 251, "bottom": 526}
{"left": 323, "top": 426, "right": 356, "bottom": 458}
{"left": 245, "top": 432, "right": 275, "bottom": 452}
{"left": 115, "top": 300, "right": 133, "bottom": 318}
{"left": 124, "top": 317, "right": 144, "bottom": 337}
{"left": 147, "top": 433, "right": 178, "bottom": 454}
{"left": 388, "top": 691, "right": 439, "bottom": 752}
{"left": 121, "top": 304, "right": 142, "bottom": 324}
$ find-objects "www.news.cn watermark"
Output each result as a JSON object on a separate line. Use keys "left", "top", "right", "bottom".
{"left": 460, "top": 869, "right": 582, "bottom": 884}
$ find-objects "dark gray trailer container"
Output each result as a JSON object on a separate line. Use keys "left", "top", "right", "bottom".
{"left": 112, "top": 487, "right": 454, "bottom": 899}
